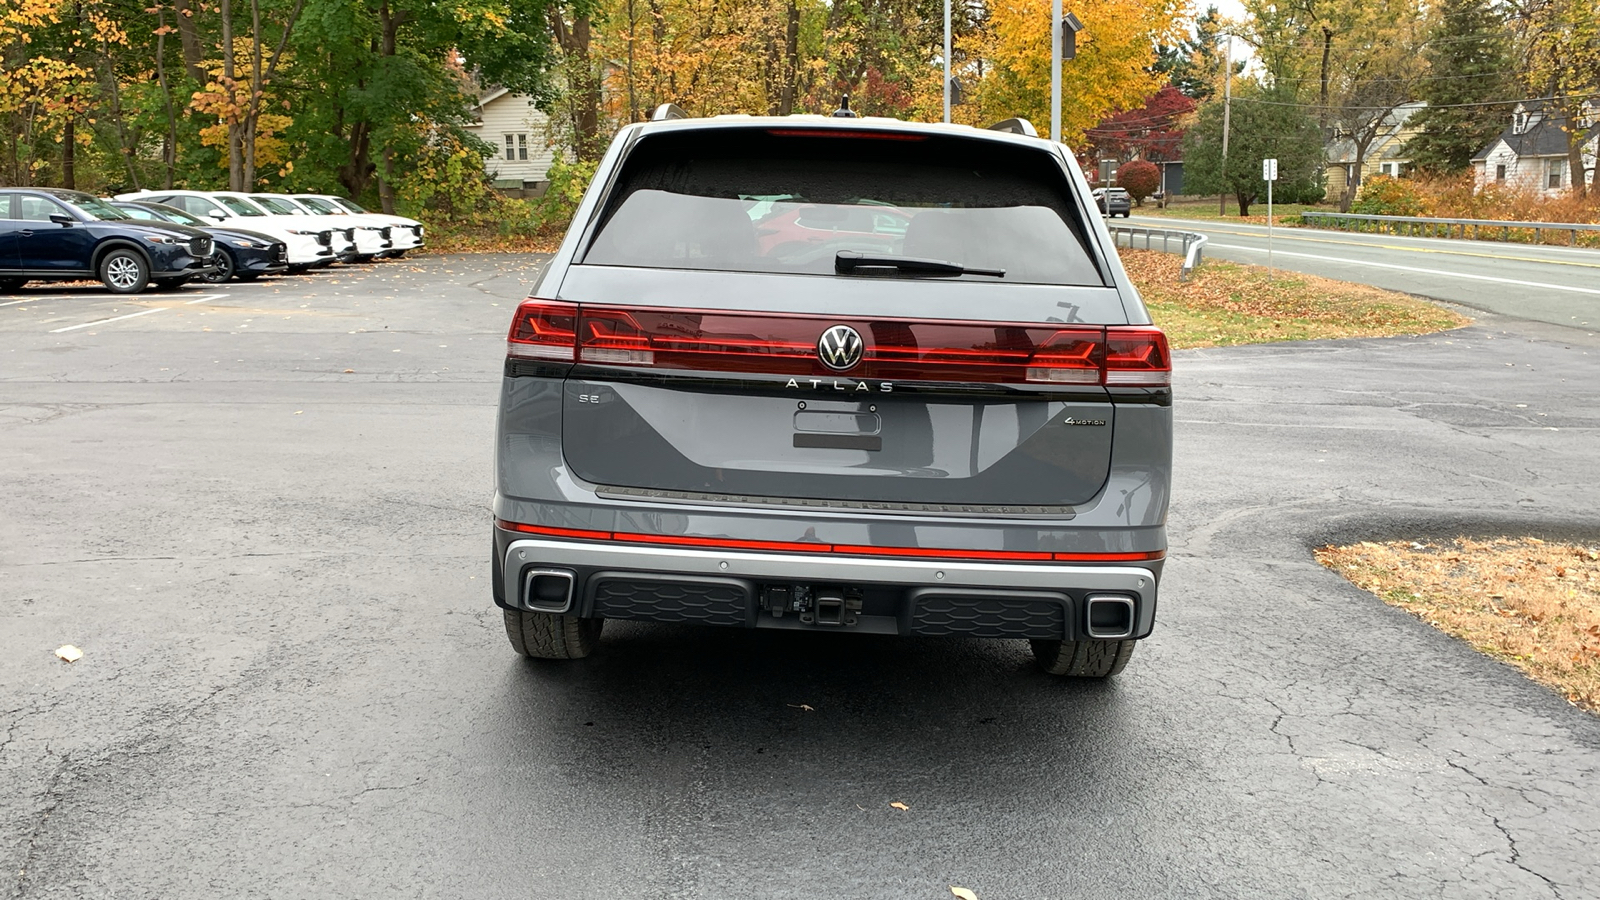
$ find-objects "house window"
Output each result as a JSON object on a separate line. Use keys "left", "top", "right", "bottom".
{"left": 1547, "top": 159, "right": 1563, "bottom": 189}
{"left": 518, "top": 134, "right": 529, "bottom": 161}
{"left": 504, "top": 134, "right": 515, "bottom": 161}
{"left": 505, "top": 133, "right": 529, "bottom": 161}
{"left": 1495, "top": 164, "right": 1506, "bottom": 181}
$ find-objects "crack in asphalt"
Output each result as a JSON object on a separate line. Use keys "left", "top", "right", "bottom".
{"left": 1491, "top": 816, "right": 1564, "bottom": 899}
{"left": 8, "top": 752, "right": 68, "bottom": 900}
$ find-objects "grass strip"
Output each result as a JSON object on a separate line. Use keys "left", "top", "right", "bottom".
{"left": 1318, "top": 538, "right": 1600, "bottom": 713}
{"left": 1121, "top": 249, "right": 1470, "bottom": 349}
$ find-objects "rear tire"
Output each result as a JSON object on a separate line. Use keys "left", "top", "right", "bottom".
{"left": 1030, "top": 638, "right": 1135, "bottom": 678}
{"left": 504, "top": 609, "right": 604, "bottom": 659}
{"left": 99, "top": 248, "right": 150, "bottom": 294}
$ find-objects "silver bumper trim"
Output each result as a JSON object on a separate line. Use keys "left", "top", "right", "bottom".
{"left": 504, "top": 537, "right": 1159, "bottom": 633}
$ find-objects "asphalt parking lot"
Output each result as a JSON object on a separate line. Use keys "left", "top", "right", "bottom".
{"left": 4, "top": 256, "right": 1600, "bottom": 898}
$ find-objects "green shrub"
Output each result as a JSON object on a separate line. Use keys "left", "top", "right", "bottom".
{"left": 1275, "top": 176, "right": 1326, "bottom": 205}
{"left": 530, "top": 153, "right": 598, "bottom": 234}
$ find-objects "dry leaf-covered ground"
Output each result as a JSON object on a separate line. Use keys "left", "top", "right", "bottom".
{"left": 1122, "top": 249, "right": 1470, "bottom": 349}
{"left": 1317, "top": 538, "right": 1600, "bottom": 713}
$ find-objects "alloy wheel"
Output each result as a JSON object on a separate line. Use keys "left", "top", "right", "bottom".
{"left": 106, "top": 256, "right": 142, "bottom": 290}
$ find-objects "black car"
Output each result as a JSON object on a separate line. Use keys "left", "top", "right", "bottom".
{"left": 0, "top": 188, "right": 217, "bottom": 294}
{"left": 1093, "top": 187, "right": 1132, "bottom": 217}
{"left": 112, "top": 200, "right": 288, "bottom": 284}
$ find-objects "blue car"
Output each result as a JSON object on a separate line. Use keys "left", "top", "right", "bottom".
{"left": 0, "top": 188, "right": 218, "bottom": 294}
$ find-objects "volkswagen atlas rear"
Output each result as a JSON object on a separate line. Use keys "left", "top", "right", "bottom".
{"left": 492, "top": 116, "right": 1170, "bottom": 677}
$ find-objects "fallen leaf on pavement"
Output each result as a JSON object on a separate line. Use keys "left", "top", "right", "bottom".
{"left": 55, "top": 645, "right": 83, "bottom": 663}
{"left": 951, "top": 888, "right": 977, "bottom": 900}
{"left": 889, "top": 801, "right": 909, "bottom": 811}
{"left": 786, "top": 703, "right": 814, "bottom": 711}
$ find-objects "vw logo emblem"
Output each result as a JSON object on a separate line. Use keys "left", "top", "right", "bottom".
{"left": 817, "top": 325, "right": 864, "bottom": 371}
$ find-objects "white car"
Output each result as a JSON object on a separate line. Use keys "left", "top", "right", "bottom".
{"left": 294, "top": 195, "right": 424, "bottom": 257}
{"left": 115, "top": 189, "right": 344, "bottom": 271}
{"left": 248, "top": 193, "right": 391, "bottom": 261}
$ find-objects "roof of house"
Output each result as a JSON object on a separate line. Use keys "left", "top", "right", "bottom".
{"left": 1471, "top": 101, "right": 1600, "bottom": 161}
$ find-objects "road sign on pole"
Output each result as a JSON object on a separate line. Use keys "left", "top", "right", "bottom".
{"left": 1264, "top": 158, "right": 1277, "bottom": 279}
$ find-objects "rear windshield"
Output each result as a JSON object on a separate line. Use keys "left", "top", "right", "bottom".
{"left": 582, "top": 128, "right": 1105, "bottom": 286}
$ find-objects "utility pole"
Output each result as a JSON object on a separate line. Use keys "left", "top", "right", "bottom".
{"left": 1050, "top": 0, "right": 1062, "bottom": 142}
{"left": 1219, "top": 35, "right": 1232, "bottom": 216}
{"left": 943, "top": 0, "right": 952, "bottom": 123}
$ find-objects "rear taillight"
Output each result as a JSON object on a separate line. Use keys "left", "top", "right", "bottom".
{"left": 507, "top": 300, "right": 1170, "bottom": 388}
{"left": 508, "top": 299, "right": 578, "bottom": 361}
{"left": 1104, "top": 327, "right": 1171, "bottom": 387}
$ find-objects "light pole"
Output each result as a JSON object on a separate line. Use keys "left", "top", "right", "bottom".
{"left": 1219, "top": 35, "right": 1232, "bottom": 215}
{"left": 944, "top": 0, "right": 952, "bottom": 123}
{"left": 1050, "top": 10, "right": 1084, "bottom": 144}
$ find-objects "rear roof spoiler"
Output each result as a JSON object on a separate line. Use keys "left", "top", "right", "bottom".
{"left": 986, "top": 118, "right": 1038, "bottom": 137}
{"left": 650, "top": 104, "right": 689, "bottom": 122}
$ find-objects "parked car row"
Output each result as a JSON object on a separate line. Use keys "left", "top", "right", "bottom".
{"left": 0, "top": 187, "right": 425, "bottom": 294}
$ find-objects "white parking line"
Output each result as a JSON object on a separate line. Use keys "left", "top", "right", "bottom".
{"left": 1208, "top": 243, "right": 1600, "bottom": 296}
{"left": 49, "top": 293, "right": 229, "bottom": 333}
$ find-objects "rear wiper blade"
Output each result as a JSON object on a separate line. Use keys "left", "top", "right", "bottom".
{"left": 835, "top": 250, "right": 1004, "bottom": 279}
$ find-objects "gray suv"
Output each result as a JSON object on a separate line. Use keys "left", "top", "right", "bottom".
{"left": 492, "top": 114, "right": 1170, "bottom": 678}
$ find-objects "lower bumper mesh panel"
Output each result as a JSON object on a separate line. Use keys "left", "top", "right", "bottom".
{"left": 910, "top": 596, "right": 1065, "bottom": 639}
{"left": 591, "top": 577, "right": 750, "bottom": 626}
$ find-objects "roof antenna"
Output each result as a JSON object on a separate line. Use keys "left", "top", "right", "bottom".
{"left": 832, "top": 93, "right": 858, "bottom": 118}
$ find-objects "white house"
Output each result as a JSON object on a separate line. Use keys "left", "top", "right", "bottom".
{"left": 466, "top": 88, "right": 558, "bottom": 190}
{"left": 1472, "top": 101, "right": 1598, "bottom": 194}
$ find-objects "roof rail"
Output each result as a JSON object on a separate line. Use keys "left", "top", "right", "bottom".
{"left": 650, "top": 103, "right": 689, "bottom": 122}
{"left": 986, "top": 117, "right": 1038, "bottom": 137}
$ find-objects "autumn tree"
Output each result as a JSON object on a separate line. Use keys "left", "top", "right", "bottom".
{"left": 962, "top": 0, "right": 1186, "bottom": 145}
{"left": 1522, "top": 0, "right": 1600, "bottom": 196}
{"left": 0, "top": 0, "right": 106, "bottom": 187}
{"left": 1324, "top": 0, "right": 1424, "bottom": 210}
{"left": 1084, "top": 84, "right": 1195, "bottom": 164}
{"left": 1182, "top": 81, "right": 1322, "bottom": 215}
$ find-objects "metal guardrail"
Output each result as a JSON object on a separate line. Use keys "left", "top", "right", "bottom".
{"left": 1302, "top": 211, "right": 1600, "bottom": 246}
{"left": 1108, "top": 224, "right": 1208, "bottom": 281}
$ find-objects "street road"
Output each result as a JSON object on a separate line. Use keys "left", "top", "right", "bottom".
{"left": 1130, "top": 214, "right": 1600, "bottom": 330}
{"left": 3, "top": 257, "right": 1599, "bottom": 898}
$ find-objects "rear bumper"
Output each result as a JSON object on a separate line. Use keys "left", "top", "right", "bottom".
{"left": 496, "top": 533, "right": 1160, "bottom": 640}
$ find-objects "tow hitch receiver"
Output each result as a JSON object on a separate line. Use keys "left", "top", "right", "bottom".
{"left": 762, "top": 584, "right": 863, "bottom": 626}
